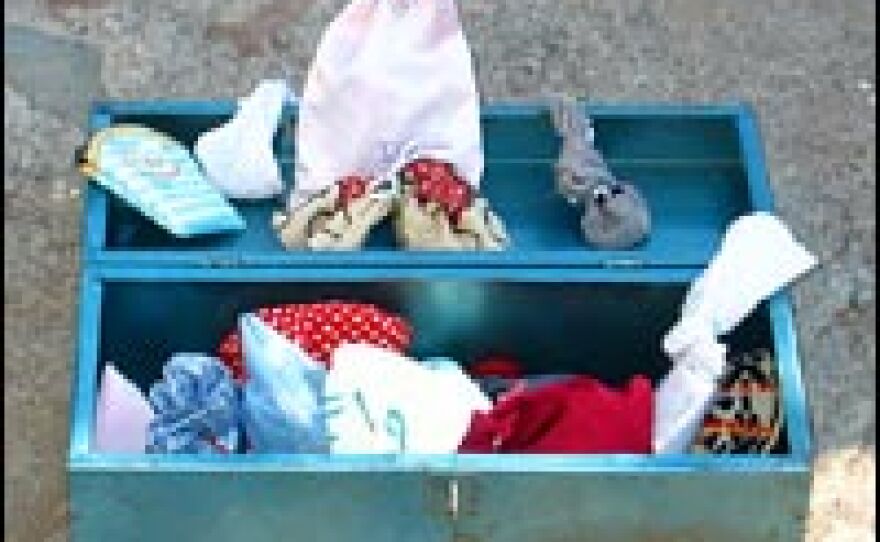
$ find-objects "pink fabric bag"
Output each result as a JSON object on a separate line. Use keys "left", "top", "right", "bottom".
{"left": 293, "top": 0, "right": 483, "bottom": 203}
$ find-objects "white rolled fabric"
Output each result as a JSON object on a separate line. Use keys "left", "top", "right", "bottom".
{"left": 653, "top": 212, "right": 817, "bottom": 454}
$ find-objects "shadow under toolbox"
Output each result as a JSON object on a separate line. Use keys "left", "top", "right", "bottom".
{"left": 70, "top": 101, "right": 812, "bottom": 542}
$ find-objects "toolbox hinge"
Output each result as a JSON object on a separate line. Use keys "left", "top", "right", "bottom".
{"left": 207, "top": 256, "right": 247, "bottom": 268}
{"left": 602, "top": 258, "right": 647, "bottom": 268}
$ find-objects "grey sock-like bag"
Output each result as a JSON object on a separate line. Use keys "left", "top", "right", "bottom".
{"left": 552, "top": 97, "right": 651, "bottom": 249}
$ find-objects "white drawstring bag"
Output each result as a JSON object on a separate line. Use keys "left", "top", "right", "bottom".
{"left": 292, "top": 0, "right": 483, "bottom": 204}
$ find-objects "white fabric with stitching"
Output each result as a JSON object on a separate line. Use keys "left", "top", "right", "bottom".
{"left": 324, "top": 343, "right": 490, "bottom": 454}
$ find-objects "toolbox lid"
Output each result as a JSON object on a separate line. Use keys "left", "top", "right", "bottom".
{"left": 82, "top": 101, "right": 774, "bottom": 269}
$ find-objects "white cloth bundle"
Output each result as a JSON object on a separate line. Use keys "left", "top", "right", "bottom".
{"left": 195, "top": 80, "right": 292, "bottom": 199}
{"left": 653, "top": 213, "right": 817, "bottom": 453}
{"left": 324, "top": 343, "right": 491, "bottom": 454}
{"left": 292, "top": 0, "right": 483, "bottom": 204}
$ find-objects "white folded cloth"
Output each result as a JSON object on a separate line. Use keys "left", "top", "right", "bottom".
{"left": 195, "top": 79, "right": 292, "bottom": 199}
{"left": 653, "top": 212, "right": 817, "bottom": 453}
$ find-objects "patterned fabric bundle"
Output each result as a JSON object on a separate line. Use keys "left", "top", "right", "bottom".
{"left": 274, "top": 155, "right": 509, "bottom": 250}
{"left": 273, "top": 175, "right": 393, "bottom": 250}
{"left": 217, "top": 301, "right": 413, "bottom": 381}
{"left": 396, "top": 158, "right": 508, "bottom": 250}
{"left": 78, "top": 125, "right": 245, "bottom": 237}
{"left": 691, "top": 350, "right": 784, "bottom": 454}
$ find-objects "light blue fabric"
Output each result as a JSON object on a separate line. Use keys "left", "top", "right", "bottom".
{"left": 146, "top": 354, "right": 241, "bottom": 454}
{"left": 240, "top": 314, "right": 328, "bottom": 453}
{"left": 85, "top": 125, "right": 245, "bottom": 237}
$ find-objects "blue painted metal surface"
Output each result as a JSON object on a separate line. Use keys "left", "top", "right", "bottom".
{"left": 70, "top": 101, "right": 812, "bottom": 541}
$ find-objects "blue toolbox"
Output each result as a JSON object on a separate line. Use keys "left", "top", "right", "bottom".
{"left": 70, "top": 101, "right": 811, "bottom": 541}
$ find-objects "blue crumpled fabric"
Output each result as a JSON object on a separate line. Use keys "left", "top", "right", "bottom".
{"left": 240, "top": 314, "right": 328, "bottom": 453}
{"left": 146, "top": 354, "right": 241, "bottom": 454}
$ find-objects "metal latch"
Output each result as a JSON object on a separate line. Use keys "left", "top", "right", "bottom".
{"left": 447, "top": 478, "right": 460, "bottom": 520}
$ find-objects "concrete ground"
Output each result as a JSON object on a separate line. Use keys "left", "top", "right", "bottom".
{"left": 4, "top": 1, "right": 875, "bottom": 540}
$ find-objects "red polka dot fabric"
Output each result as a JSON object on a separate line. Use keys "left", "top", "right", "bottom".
{"left": 402, "top": 158, "right": 474, "bottom": 224}
{"left": 217, "top": 302, "right": 412, "bottom": 381}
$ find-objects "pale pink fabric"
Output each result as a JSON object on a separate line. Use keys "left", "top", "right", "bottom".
{"left": 94, "top": 364, "right": 154, "bottom": 453}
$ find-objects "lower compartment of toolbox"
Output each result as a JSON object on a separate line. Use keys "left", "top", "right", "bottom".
{"left": 69, "top": 269, "right": 811, "bottom": 542}
{"left": 94, "top": 278, "right": 774, "bottom": 393}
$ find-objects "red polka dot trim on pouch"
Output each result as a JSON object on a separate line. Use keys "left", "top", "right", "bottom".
{"left": 216, "top": 302, "right": 413, "bottom": 381}
{"left": 402, "top": 158, "right": 474, "bottom": 223}
{"left": 337, "top": 175, "right": 370, "bottom": 207}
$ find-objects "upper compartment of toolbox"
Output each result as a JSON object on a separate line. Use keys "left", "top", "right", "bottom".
{"left": 84, "top": 102, "right": 772, "bottom": 268}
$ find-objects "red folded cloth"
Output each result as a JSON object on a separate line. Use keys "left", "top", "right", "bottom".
{"left": 216, "top": 301, "right": 412, "bottom": 381}
{"left": 458, "top": 376, "right": 653, "bottom": 454}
